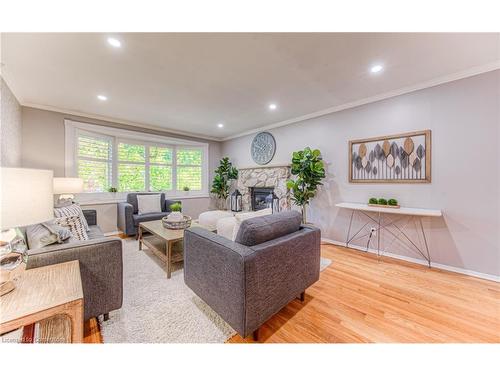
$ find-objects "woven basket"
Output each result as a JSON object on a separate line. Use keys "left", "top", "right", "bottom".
{"left": 162, "top": 215, "right": 192, "bottom": 230}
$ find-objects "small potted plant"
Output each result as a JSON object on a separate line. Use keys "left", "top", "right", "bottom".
{"left": 182, "top": 186, "right": 190, "bottom": 195}
{"left": 368, "top": 197, "right": 400, "bottom": 208}
{"left": 378, "top": 198, "right": 388, "bottom": 205}
{"left": 167, "top": 202, "right": 183, "bottom": 222}
{"left": 108, "top": 187, "right": 118, "bottom": 193}
{"left": 388, "top": 198, "right": 398, "bottom": 206}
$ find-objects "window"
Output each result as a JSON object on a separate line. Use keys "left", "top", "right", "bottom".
{"left": 66, "top": 120, "right": 208, "bottom": 196}
{"left": 76, "top": 132, "right": 112, "bottom": 192}
{"left": 149, "top": 146, "right": 173, "bottom": 191}
{"left": 176, "top": 148, "right": 202, "bottom": 191}
{"left": 117, "top": 142, "right": 146, "bottom": 192}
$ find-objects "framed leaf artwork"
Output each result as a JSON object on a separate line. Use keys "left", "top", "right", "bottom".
{"left": 349, "top": 130, "right": 431, "bottom": 183}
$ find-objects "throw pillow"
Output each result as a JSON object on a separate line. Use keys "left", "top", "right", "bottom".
{"left": 54, "top": 203, "right": 89, "bottom": 232}
{"left": 231, "top": 208, "right": 272, "bottom": 241}
{"left": 137, "top": 194, "right": 162, "bottom": 215}
{"left": 43, "top": 221, "right": 72, "bottom": 242}
{"left": 55, "top": 215, "right": 89, "bottom": 241}
{"left": 234, "top": 210, "right": 302, "bottom": 246}
{"left": 26, "top": 221, "right": 72, "bottom": 249}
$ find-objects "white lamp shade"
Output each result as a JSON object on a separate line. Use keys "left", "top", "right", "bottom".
{"left": 1, "top": 168, "right": 54, "bottom": 229}
{"left": 53, "top": 177, "right": 84, "bottom": 194}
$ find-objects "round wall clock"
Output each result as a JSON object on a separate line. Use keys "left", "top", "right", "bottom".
{"left": 251, "top": 132, "right": 276, "bottom": 165}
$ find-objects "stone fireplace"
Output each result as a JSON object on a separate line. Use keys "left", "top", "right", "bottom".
{"left": 236, "top": 165, "right": 291, "bottom": 211}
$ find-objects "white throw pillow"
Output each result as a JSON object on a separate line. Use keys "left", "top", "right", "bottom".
{"left": 231, "top": 208, "right": 272, "bottom": 241}
{"left": 217, "top": 216, "right": 237, "bottom": 240}
{"left": 137, "top": 194, "right": 162, "bottom": 215}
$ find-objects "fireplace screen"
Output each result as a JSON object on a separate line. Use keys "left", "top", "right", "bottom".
{"left": 250, "top": 187, "right": 274, "bottom": 211}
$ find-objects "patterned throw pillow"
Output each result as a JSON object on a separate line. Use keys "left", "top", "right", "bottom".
{"left": 55, "top": 215, "right": 89, "bottom": 241}
{"left": 54, "top": 203, "right": 89, "bottom": 232}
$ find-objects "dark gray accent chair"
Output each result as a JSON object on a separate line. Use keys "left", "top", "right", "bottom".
{"left": 184, "top": 210, "right": 321, "bottom": 340}
{"left": 24, "top": 210, "right": 123, "bottom": 322}
{"left": 117, "top": 193, "right": 180, "bottom": 237}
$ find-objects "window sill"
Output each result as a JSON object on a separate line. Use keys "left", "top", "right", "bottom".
{"left": 76, "top": 192, "right": 211, "bottom": 206}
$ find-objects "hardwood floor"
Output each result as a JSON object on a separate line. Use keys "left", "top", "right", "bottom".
{"left": 85, "top": 243, "right": 500, "bottom": 343}
{"left": 84, "top": 316, "right": 102, "bottom": 343}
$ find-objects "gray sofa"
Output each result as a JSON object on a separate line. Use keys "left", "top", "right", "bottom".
{"left": 184, "top": 210, "right": 321, "bottom": 340}
{"left": 24, "top": 210, "right": 123, "bottom": 322}
{"left": 117, "top": 193, "right": 180, "bottom": 237}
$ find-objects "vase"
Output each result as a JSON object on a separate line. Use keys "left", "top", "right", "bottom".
{"left": 218, "top": 198, "right": 228, "bottom": 210}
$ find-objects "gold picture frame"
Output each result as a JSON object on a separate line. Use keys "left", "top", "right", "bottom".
{"left": 349, "top": 130, "right": 431, "bottom": 183}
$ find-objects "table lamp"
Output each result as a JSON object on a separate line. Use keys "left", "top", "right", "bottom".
{"left": 0, "top": 168, "right": 54, "bottom": 296}
{"left": 53, "top": 177, "right": 83, "bottom": 205}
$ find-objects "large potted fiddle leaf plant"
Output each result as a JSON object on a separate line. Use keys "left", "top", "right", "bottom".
{"left": 286, "top": 147, "right": 326, "bottom": 223}
{"left": 211, "top": 157, "right": 238, "bottom": 210}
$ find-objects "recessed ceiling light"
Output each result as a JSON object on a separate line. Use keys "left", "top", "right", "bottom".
{"left": 217, "top": 123, "right": 224, "bottom": 128}
{"left": 370, "top": 64, "right": 383, "bottom": 73}
{"left": 97, "top": 95, "right": 108, "bottom": 101}
{"left": 107, "top": 37, "right": 122, "bottom": 48}
{"left": 268, "top": 103, "right": 277, "bottom": 110}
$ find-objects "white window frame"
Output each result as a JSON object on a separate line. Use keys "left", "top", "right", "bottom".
{"left": 65, "top": 120, "right": 209, "bottom": 200}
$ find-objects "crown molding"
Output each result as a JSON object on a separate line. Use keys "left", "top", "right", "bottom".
{"left": 221, "top": 62, "right": 500, "bottom": 141}
{"left": 20, "top": 102, "right": 222, "bottom": 142}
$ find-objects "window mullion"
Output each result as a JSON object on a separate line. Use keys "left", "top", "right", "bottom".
{"left": 145, "top": 146, "right": 150, "bottom": 192}
{"left": 112, "top": 137, "right": 118, "bottom": 189}
{"left": 172, "top": 146, "right": 178, "bottom": 194}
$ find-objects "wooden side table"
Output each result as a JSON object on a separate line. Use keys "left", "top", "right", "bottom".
{"left": 0, "top": 260, "right": 84, "bottom": 343}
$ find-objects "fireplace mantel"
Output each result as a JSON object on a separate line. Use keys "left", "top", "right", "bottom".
{"left": 237, "top": 164, "right": 291, "bottom": 171}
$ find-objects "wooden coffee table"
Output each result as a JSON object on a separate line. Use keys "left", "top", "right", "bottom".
{"left": 138, "top": 220, "right": 215, "bottom": 278}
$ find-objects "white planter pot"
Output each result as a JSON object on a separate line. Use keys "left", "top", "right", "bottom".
{"left": 166, "top": 212, "right": 184, "bottom": 222}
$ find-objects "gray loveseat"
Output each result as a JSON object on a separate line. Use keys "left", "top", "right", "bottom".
{"left": 24, "top": 210, "right": 123, "bottom": 322}
{"left": 117, "top": 193, "right": 180, "bottom": 237}
{"left": 184, "top": 210, "right": 321, "bottom": 340}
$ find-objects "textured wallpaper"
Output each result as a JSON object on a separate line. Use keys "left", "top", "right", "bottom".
{"left": 0, "top": 78, "right": 22, "bottom": 167}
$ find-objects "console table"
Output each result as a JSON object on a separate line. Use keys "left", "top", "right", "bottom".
{"left": 335, "top": 202, "right": 442, "bottom": 267}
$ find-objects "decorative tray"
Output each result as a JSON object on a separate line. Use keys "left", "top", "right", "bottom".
{"left": 368, "top": 203, "right": 401, "bottom": 209}
{"left": 162, "top": 215, "right": 192, "bottom": 229}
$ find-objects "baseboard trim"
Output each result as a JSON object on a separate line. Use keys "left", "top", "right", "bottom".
{"left": 322, "top": 237, "right": 500, "bottom": 283}
{"left": 104, "top": 231, "right": 122, "bottom": 237}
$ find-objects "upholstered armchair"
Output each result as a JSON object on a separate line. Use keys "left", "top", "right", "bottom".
{"left": 117, "top": 193, "right": 180, "bottom": 238}
{"left": 184, "top": 210, "right": 321, "bottom": 340}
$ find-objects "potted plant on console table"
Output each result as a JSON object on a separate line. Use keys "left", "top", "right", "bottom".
{"left": 210, "top": 157, "right": 238, "bottom": 210}
{"left": 286, "top": 147, "right": 326, "bottom": 223}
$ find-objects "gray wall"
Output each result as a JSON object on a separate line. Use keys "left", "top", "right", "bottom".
{"left": 21, "top": 107, "right": 222, "bottom": 232}
{"left": 222, "top": 71, "right": 500, "bottom": 278}
{"left": 0, "top": 78, "right": 22, "bottom": 167}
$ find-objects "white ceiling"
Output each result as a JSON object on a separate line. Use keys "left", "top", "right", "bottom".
{"left": 2, "top": 33, "right": 499, "bottom": 140}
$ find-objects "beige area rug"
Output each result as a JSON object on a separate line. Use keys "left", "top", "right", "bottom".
{"left": 100, "top": 238, "right": 332, "bottom": 343}
{"left": 100, "top": 239, "right": 235, "bottom": 343}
